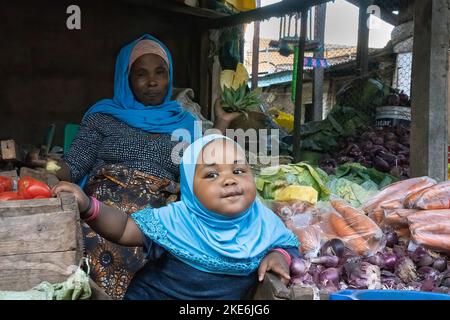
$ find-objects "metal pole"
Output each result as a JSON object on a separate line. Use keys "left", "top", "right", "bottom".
{"left": 293, "top": 10, "right": 309, "bottom": 163}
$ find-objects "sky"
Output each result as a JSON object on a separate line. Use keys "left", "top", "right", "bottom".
{"left": 244, "top": 0, "right": 394, "bottom": 48}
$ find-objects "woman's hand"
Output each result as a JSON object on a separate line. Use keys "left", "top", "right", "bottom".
{"left": 258, "top": 251, "right": 291, "bottom": 285}
{"left": 212, "top": 99, "right": 242, "bottom": 134}
{"left": 52, "top": 181, "right": 90, "bottom": 213}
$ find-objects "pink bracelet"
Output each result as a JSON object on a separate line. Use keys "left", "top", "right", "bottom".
{"left": 84, "top": 197, "right": 101, "bottom": 222}
{"left": 272, "top": 248, "right": 292, "bottom": 267}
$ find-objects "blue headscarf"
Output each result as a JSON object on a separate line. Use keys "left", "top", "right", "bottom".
{"left": 83, "top": 34, "right": 198, "bottom": 141}
{"left": 132, "top": 134, "right": 299, "bottom": 276}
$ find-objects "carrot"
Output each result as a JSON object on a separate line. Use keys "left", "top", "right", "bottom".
{"left": 383, "top": 209, "right": 418, "bottom": 228}
{"left": 384, "top": 212, "right": 407, "bottom": 227}
{"left": 363, "top": 177, "right": 436, "bottom": 214}
{"left": 293, "top": 225, "right": 321, "bottom": 254}
{"left": 404, "top": 187, "right": 430, "bottom": 208}
{"left": 396, "top": 227, "right": 411, "bottom": 239}
{"left": 329, "top": 213, "right": 369, "bottom": 255}
{"left": 411, "top": 222, "right": 450, "bottom": 234}
{"left": 413, "top": 234, "right": 450, "bottom": 252}
{"left": 406, "top": 210, "right": 450, "bottom": 225}
{"left": 412, "top": 181, "right": 450, "bottom": 210}
{"left": 331, "top": 200, "right": 380, "bottom": 237}
{"left": 369, "top": 209, "right": 385, "bottom": 225}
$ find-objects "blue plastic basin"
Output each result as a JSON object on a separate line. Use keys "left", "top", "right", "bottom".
{"left": 329, "top": 290, "right": 450, "bottom": 300}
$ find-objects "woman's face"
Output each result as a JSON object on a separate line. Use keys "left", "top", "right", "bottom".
{"left": 193, "top": 139, "right": 256, "bottom": 217}
{"left": 129, "top": 53, "right": 169, "bottom": 106}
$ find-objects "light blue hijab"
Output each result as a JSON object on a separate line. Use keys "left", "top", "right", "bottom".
{"left": 83, "top": 34, "right": 198, "bottom": 141}
{"left": 132, "top": 134, "right": 299, "bottom": 276}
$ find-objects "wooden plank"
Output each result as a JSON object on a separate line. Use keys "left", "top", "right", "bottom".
{"left": 313, "top": 3, "right": 327, "bottom": 121}
{"left": 1, "top": 140, "right": 21, "bottom": 161}
{"left": 206, "top": 0, "right": 332, "bottom": 29}
{"left": 0, "top": 198, "right": 62, "bottom": 217}
{"left": 0, "top": 170, "right": 18, "bottom": 179}
{"left": 356, "top": 0, "right": 372, "bottom": 76}
{"left": 293, "top": 10, "right": 309, "bottom": 163}
{"left": 0, "top": 251, "right": 79, "bottom": 291}
{"left": 410, "top": 0, "right": 449, "bottom": 181}
{"left": 251, "top": 0, "right": 261, "bottom": 90}
{"left": 0, "top": 210, "right": 79, "bottom": 256}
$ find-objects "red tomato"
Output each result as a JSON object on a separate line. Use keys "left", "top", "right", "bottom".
{"left": 18, "top": 177, "right": 52, "bottom": 199}
{"left": 0, "top": 191, "right": 24, "bottom": 201}
{"left": 0, "top": 176, "right": 13, "bottom": 193}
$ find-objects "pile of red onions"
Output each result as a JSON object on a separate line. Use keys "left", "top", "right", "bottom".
{"left": 289, "top": 233, "right": 449, "bottom": 294}
{"left": 319, "top": 124, "right": 410, "bottom": 179}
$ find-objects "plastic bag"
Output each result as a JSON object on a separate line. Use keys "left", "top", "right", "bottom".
{"left": 362, "top": 177, "right": 436, "bottom": 224}
{"left": 319, "top": 199, "right": 384, "bottom": 256}
{"left": 406, "top": 209, "right": 450, "bottom": 225}
{"left": 268, "top": 200, "right": 318, "bottom": 223}
{"left": 410, "top": 222, "right": 450, "bottom": 253}
{"left": 292, "top": 224, "right": 323, "bottom": 258}
{"left": 404, "top": 181, "right": 450, "bottom": 210}
{"left": 382, "top": 208, "right": 419, "bottom": 229}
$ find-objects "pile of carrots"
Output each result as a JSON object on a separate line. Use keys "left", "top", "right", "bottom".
{"left": 363, "top": 178, "right": 450, "bottom": 253}
{"left": 327, "top": 200, "right": 383, "bottom": 256}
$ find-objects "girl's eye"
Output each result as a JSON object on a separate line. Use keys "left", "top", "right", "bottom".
{"left": 206, "top": 172, "right": 218, "bottom": 179}
{"left": 234, "top": 168, "right": 245, "bottom": 175}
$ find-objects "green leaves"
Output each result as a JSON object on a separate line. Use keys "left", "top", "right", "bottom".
{"left": 220, "top": 83, "right": 262, "bottom": 116}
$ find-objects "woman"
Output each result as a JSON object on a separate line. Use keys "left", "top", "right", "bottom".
{"left": 33, "top": 34, "right": 240, "bottom": 299}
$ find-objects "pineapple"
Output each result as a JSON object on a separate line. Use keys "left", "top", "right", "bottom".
{"left": 219, "top": 63, "right": 262, "bottom": 118}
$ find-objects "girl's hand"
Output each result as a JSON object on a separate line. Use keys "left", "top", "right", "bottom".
{"left": 258, "top": 251, "right": 291, "bottom": 285}
{"left": 52, "top": 181, "right": 90, "bottom": 213}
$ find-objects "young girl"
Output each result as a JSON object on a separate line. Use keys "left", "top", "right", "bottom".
{"left": 53, "top": 134, "right": 300, "bottom": 299}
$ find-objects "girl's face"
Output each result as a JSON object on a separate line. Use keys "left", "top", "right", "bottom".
{"left": 193, "top": 139, "right": 256, "bottom": 217}
{"left": 129, "top": 53, "right": 169, "bottom": 106}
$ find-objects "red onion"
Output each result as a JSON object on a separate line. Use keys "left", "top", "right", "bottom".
{"left": 383, "top": 253, "right": 398, "bottom": 271}
{"left": 432, "top": 258, "right": 447, "bottom": 272}
{"left": 290, "top": 258, "right": 310, "bottom": 277}
{"left": 320, "top": 239, "right": 346, "bottom": 258}
{"left": 310, "top": 255, "right": 340, "bottom": 268}
{"left": 385, "top": 231, "right": 399, "bottom": 248}
{"left": 418, "top": 266, "right": 440, "bottom": 280}
{"left": 395, "top": 256, "right": 418, "bottom": 283}
{"left": 318, "top": 268, "right": 340, "bottom": 292}
{"left": 345, "top": 262, "right": 382, "bottom": 290}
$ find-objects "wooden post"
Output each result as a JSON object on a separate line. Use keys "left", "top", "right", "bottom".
{"left": 293, "top": 10, "right": 309, "bottom": 163}
{"left": 199, "top": 30, "right": 211, "bottom": 119}
{"left": 356, "top": 0, "right": 372, "bottom": 76}
{"left": 410, "top": 0, "right": 449, "bottom": 181}
{"left": 313, "top": 3, "right": 327, "bottom": 121}
{"left": 251, "top": 0, "right": 261, "bottom": 90}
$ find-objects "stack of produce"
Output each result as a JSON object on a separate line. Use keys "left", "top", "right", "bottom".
{"left": 366, "top": 179, "right": 450, "bottom": 253}
{"left": 299, "top": 77, "right": 392, "bottom": 153}
{"left": 325, "top": 162, "right": 398, "bottom": 208}
{"left": 319, "top": 124, "right": 410, "bottom": 179}
{"left": 0, "top": 176, "right": 52, "bottom": 200}
{"left": 256, "top": 163, "right": 330, "bottom": 202}
{"left": 289, "top": 235, "right": 449, "bottom": 294}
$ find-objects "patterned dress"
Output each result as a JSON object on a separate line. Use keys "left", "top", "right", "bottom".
{"left": 64, "top": 113, "right": 185, "bottom": 299}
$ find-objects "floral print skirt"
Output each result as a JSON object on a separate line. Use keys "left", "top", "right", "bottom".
{"left": 82, "top": 164, "right": 179, "bottom": 300}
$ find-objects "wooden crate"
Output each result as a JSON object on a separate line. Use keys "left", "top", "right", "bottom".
{"left": 253, "top": 273, "right": 329, "bottom": 300}
{"left": 0, "top": 192, "right": 84, "bottom": 291}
